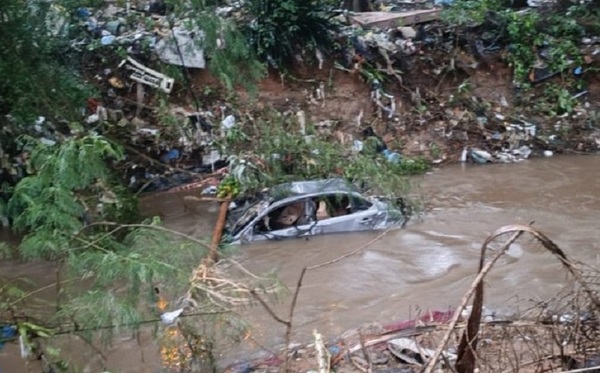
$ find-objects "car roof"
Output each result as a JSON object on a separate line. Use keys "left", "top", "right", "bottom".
{"left": 269, "top": 178, "right": 359, "bottom": 200}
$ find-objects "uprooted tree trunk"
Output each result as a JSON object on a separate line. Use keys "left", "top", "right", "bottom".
{"left": 423, "top": 224, "right": 600, "bottom": 373}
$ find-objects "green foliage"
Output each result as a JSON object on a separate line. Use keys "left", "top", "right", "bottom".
{"left": 56, "top": 292, "right": 142, "bottom": 339}
{"left": 0, "top": 130, "right": 261, "bottom": 373}
{"left": 230, "top": 116, "right": 348, "bottom": 192}
{"left": 242, "top": 0, "right": 338, "bottom": 66}
{"left": 9, "top": 136, "right": 123, "bottom": 238}
{"left": 164, "top": 0, "right": 266, "bottom": 92}
{"left": 533, "top": 83, "right": 578, "bottom": 115}
{"left": 503, "top": 11, "right": 582, "bottom": 85}
{"left": 545, "top": 14, "right": 584, "bottom": 39}
{"left": 59, "top": 0, "right": 104, "bottom": 9}
{"left": 505, "top": 11, "right": 542, "bottom": 84}
{"left": 0, "top": 279, "right": 55, "bottom": 359}
{"left": 0, "top": 0, "right": 95, "bottom": 124}
{"left": 3, "top": 134, "right": 218, "bottom": 359}
{"left": 442, "top": 0, "right": 591, "bottom": 114}
{"left": 441, "top": 0, "right": 503, "bottom": 26}
{"left": 217, "top": 176, "right": 241, "bottom": 198}
{"left": 187, "top": 13, "right": 266, "bottom": 92}
{"left": 0, "top": 0, "right": 277, "bottom": 366}
{"left": 17, "top": 321, "right": 52, "bottom": 342}
{"left": 503, "top": 10, "right": 584, "bottom": 112}
{"left": 0, "top": 242, "right": 11, "bottom": 260}
{"left": 0, "top": 279, "right": 28, "bottom": 310}
{"left": 342, "top": 143, "right": 427, "bottom": 199}
{"left": 224, "top": 114, "right": 423, "bottom": 204}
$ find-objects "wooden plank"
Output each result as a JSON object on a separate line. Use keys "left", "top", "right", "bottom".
{"left": 351, "top": 8, "right": 441, "bottom": 29}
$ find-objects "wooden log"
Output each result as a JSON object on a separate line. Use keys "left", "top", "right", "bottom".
{"left": 350, "top": 8, "right": 441, "bottom": 29}
{"left": 208, "top": 196, "right": 231, "bottom": 263}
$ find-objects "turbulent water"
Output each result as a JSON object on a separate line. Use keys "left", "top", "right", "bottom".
{"left": 2, "top": 155, "right": 600, "bottom": 372}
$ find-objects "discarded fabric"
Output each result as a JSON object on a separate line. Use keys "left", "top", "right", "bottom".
{"left": 155, "top": 26, "right": 206, "bottom": 69}
{"left": 221, "top": 115, "right": 236, "bottom": 132}
{"left": 160, "top": 308, "right": 184, "bottom": 325}
{"left": 101, "top": 35, "right": 116, "bottom": 45}
{"left": 161, "top": 149, "right": 180, "bottom": 163}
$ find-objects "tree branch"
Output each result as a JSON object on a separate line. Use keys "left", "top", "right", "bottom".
{"left": 78, "top": 221, "right": 213, "bottom": 251}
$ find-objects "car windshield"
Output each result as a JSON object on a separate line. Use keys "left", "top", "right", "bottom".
{"left": 230, "top": 200, "right": 270, "bottom": 237}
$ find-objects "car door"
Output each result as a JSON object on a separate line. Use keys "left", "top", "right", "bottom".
{"left": 349, "top": 194, "right": 383, "bottom": 231}
{"left": 312, "top": 192, "right": 367, "bottom": 235}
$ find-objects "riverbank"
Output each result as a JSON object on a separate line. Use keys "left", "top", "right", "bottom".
{"left": 135, "top": 56, "right": 600, "bottom": 198}
{"left": 2, "top": 1, "right": 600, "bottom": 200}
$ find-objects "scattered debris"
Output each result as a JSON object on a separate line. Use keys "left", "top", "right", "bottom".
{"left": 119, "top": 57, "right": 175, "bottom": 93}
{"left": 4, "top": 0, "right": 600, "bottom": 204}
{"left": 155, "top": 26, "right": 206, "bottom": 68}
{"left": 388, "top": 338, "right": 456, "bottom": 366}
{"left": 160, "top": 308, "right": 184, "bottom": 325}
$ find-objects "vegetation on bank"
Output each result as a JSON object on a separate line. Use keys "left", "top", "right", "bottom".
{"left": 442, "top": 0, "right": 597, "bottom": 114}
{"left": 0, "top": 0, "right": 599, "bottom": 370}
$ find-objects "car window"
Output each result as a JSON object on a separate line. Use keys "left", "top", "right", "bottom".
{"left": 255, "top": 199, "right": 314, "bottom": 233}
{"left": 313, "top": 193, "right": 372, "bottom": 214}
{"left": 349, "top": 194, "right": 372, "bottom": 211}
{"left": 312, "top": 193, "right": 372, "bottom": 220}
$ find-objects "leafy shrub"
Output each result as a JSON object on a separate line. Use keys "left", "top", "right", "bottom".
{"left": 221, "top": 113, "right": 425, "bottom": 208}
{"left": 441, "top": 0, "right": 503, "bottom": 26}
{"left": 0, "top": 0, "right": 94, "bottom": 123}
{"left": 242, "top": 0, "right": 338, "bottom": 67}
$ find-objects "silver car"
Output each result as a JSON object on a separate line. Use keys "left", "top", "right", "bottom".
{"left": 225, "top": 178, "right": 408, "bottom": 244}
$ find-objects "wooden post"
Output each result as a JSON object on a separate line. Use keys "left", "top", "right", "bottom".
{"left": 207, "top": 196, "right": 231, "bottom": 264}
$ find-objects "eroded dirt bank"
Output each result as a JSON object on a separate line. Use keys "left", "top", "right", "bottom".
{"left": 168, "top": 47, "right": 600, "bottom": 173}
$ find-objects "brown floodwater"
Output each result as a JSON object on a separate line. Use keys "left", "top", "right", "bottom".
{"left": 1, "top": 155, "right": 600, "bottom": 372}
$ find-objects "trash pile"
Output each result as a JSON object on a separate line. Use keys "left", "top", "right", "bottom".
{"left": 328, "top": 2, "right": 600, "bottom": 164}
{"left": 443, "top": 97, "right": 600, "bottom": 164}
{"left": 223, "top": 310, "right": 457, "bottom": 373}
{"left": 222, "top": 305, "right": 600, "bottom": 373}
{"left": 453, "top": 110, "right": 548, "bottom": 164}
{"left": 24, "top": 1, "right": 257, "bottom": 193}
{"left": 0, "top": 1, "right": 242, "bottom": 197}
{"left": 4, "top": 0, "right": 600, "bottom": 206}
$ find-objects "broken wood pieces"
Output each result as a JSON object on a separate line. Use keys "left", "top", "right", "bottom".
{"left": 350, "top": 9, "right": 441, "bottom": 29}
{"left": 388, "top": 338, "right": 456, "bottom": 367}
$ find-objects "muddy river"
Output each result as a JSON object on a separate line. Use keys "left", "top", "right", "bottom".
{"left": 1, "top": 155, "right": 600, "bottom": 372}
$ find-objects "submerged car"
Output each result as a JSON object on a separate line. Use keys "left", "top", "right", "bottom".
{"left": 224, "top": 178, "right": 409, "bottom": 244}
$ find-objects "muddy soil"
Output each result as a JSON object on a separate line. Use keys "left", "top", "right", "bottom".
{"left": 182, "top": 51, "right": 599, "bottom": 166}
